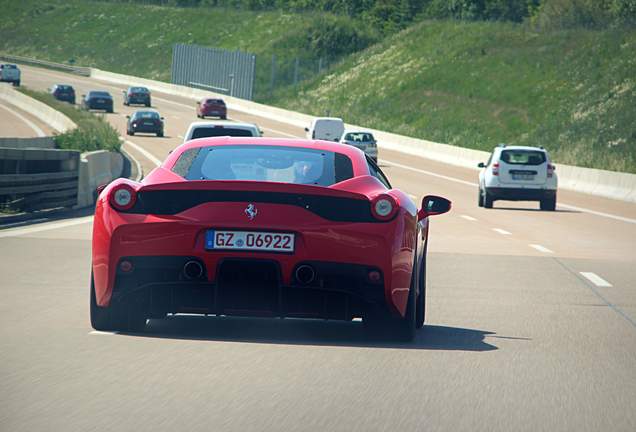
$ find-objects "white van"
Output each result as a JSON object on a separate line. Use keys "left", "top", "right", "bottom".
{"left": 305, "top": 117, "right": 345, "bottom": 142}
{"left": 183, "top": 121, "right": 262, "bottom": 143}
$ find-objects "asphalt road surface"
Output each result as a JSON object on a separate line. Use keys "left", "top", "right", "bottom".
{"left": 0, "top": 94, "right": 54, "bottom": 138}
{"left": 0, "top": 64, "right": 635, "bottom": 432}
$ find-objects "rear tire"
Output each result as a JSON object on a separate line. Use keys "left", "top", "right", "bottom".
{"left": 364, "top": 258, "right": 417, "bottom": 342}
{"left": 90, "top": 274, "right": 147, "bottom": 332}
{"left": 157, "top": 131, "right": 164, "bottom": 137}
{"left": 484, "top": 189, "right": 494, "bottom": 209}
{"left": 540, "top": 196, "right": 556, "bottom": 211}
{"left": 128, "top": 130, "right": 134, "bottom": 136}
{"left": 415, "top": 254, "right": 427, "bottom": 329}
{"left": 221, "top": 115, "right": 227, "bottom": 120}
{"left": 478, "top": 187, "right": 484, "bottom": 207}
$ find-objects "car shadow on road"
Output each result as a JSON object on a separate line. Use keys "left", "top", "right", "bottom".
{"left": 125, "top": 315, "right": 501, "bottom": 352}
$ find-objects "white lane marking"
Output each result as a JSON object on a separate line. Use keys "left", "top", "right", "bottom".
{"left": 177, "top": 134, "right": 184, "bottom": 139}
{"left": 0, "top": 103, "right": 46, "bottom": 137}
{"left": 529, "top": 244, "right": 554, "bottom": 253}
{"left": 492, "top": 228, "right": 512, "bottom": 235}
{"left": 0, "top": 216, "right": 93, "bottom": 238}
{"left": 259, "top": 126, "right": 298, "bottom": 138}
{"left": 580, "top": 272, "right": 613, "bottom": 287}
{"left": 408, "top": 194, "right": 418, "bottom": 201}
{"left": 381, "top": 159, "right": 477, "bottom": 187}
{"left": 558, "top": 203, "right": 636, "bottom": 225}
{"left": 460, "top": 215, "right": 477, "bottom": 221}
{"left": 89, "top": 330, "right": 118, "bottom": 335}
{"left": 124, "top": 140, "right": 162, "bottom": 167}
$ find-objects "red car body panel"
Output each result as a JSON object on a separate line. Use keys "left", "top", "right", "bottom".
{"left": 92, "top": 137, "right": 426, "bottom": 319}
{"left": 197, "top": 98, "right": 227, "bottom": 118}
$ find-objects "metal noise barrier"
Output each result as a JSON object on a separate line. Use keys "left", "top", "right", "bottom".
{"left": 171, "top": 43, "right": 256, "bottom": 101}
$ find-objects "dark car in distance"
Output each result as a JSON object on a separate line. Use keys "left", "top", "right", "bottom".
{"left": 126, "top": 110, "right": 164, "bottom": 137}
{"left": 123, "top": 86, "right": 151, "bottom": 107}
{"left": 196, "top": 98, "right": 226, "bottom": 119}
{"left": 50, "top": 84, "right": 76, "bottom": 104}
{"left": 82, "top": 91, "right": 114, "bottom": 113}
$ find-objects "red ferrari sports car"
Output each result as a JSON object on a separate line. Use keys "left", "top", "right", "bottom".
{"left": 90, "top": 137, "right": 450, "bottom": 340}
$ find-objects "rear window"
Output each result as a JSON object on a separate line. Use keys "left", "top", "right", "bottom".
{"left": 134, "top": 111, "right": 159, "bottom": 119}
{"left": 3, "top": 64, "right": 17, "bottom": 69}
{"left": 191, "top": 127, "right": 254, "bottom": 139}
{"left": 90, "top": 91, "right": 111, "bottom": 98}
{"left": 173, "top": 145, "right": 354, "bottom": 186}
{"left": 344, "top": 132, "right": 374, "bottom": 142}
{"left": 500, "top": 150, "right": 546, "bottom": 165}
{"left": 206, "top": 99, "right": 224, "bottom": 104}
{"left": 131, "top": 87, "right": 148, "bottom": 93}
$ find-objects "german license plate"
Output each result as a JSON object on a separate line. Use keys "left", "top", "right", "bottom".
{"left": 512, "top": 174, "right": 534, "bottom": 180}
{"left": 143, "top": 122, "right": 154, "bottom": 126}
{"left": 205, "top": 230, "right": 294, "bottom": 253}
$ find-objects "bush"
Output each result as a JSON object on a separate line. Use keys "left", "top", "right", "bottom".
{"left": 18, "top": 88, "right": 121, "bottom": 153}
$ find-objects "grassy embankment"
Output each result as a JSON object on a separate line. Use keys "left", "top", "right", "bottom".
{"left": 19, "top": 88, "right": 120, "bottom": 152}
{"left": 1, "top": 1, "right": 634, "bottom": 172}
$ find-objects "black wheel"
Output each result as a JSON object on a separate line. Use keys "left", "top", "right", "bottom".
{"left": 415, "top": 253, "right": 427, "bottom": 329}
{"left": 146, "top": 101, "right": 151, "bottom": 107}
{"left": 478, "top": 187, "right": 484, "bottom": 207}
{"left": 157, "top": 131, "right": 164, "bottom": 137}
{"left": 13, "top": 80, "right": 20, "bottom": 87}
{"left": 128, "top": 129, "right": 134, "bottom": 136}
{"left": 124, "top": 101, "right": 128, "bottom": 106}
{"left": 90, "top": 273, "right": 147, "bottom": 332}
{"left": 364, "top": 257, "right": 417, "bottom": 342}
{"left": 107, "top": 108, "right": 113, "bottom": 114}
{"left": 484, "top": 189, "right": 494, "bottom": 209}
{"left": 540, "top": 196, "right": 556, "bottom": 211}
{"left": 221, "top": 115, "right": 227, "bottom": 120}
{"left": 90, "top": 274, "right": 116, "bottom": 331}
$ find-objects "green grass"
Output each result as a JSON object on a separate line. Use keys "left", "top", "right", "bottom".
{"left": 2, "top": 1, "right": 635, "bottom": 172}
{"left": 0, "top": 0, "right": 371, "bottom": 100}
{"left": 273, "top": 20, "right": 636, "bottom": 173}
{"left": 19, "top": 88, "right": 120, "bottom": 153}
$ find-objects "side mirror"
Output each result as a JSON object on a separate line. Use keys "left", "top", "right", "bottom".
{"left": 126, "top": 115, "right": 130, "bottom": 119}
{"left": 477, "top": 162, "right": 485, "bottom": 168}
{"left": 160, "top": 117, "right": 165, "bottom": 120}
{"left": 304, "top": 127, "right": 309, "bottom": 132}
{"left": 417, "top": 195, "right": 451, "bottom": 221}
{"left": 196, "top": 101, "right": 200, "bottom": 105}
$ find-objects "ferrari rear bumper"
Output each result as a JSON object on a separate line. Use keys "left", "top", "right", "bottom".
{"left": 111, "top": 256, "right": 385, "bottom": 321}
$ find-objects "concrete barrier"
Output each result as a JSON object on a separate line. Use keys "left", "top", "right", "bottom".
{"left": 0, "top": 137, "right": 55, "bottom": 149}
{"left": 0, "top": 85, "right": 76, "bottom": 133}
{"left": 76, "top": 150, "right": 124, "bottom": 208}
{"left": 0, "top": 63, "right": 621, "bottom": 203}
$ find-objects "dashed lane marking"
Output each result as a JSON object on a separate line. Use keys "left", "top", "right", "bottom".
{"left": 580, "top": 272, "right": 613, "bottom": 288}
{"left": 460, "top": 215, "right": 477, "bottom": 221}
{"left": 492, "top": 228, "right": 512, "bottom": 235}
{"left": 529, "top": 244, "right": 554, "bottom": 253}
{"left": 89, "top": 330, "right": 118, "bottom": 335}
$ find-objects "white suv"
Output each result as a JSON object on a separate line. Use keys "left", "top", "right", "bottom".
{"left": 478, "top": 145, "right": 557, "bottom": 211}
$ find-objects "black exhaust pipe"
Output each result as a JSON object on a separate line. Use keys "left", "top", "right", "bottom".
{"left": 183, "top": 260, "right": 204, "bottom": 280}
{"left": 295, "top": 264, "right": 316, "bottom": 285}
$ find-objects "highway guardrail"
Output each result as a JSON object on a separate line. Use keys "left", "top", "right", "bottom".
{"left": 0, "top": 53, "right": 90, "bottom": 77}
{"left": 0, "top": 148, "right": 80, "bottom": 212}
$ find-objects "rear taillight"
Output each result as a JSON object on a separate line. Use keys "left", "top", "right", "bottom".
{"left": 371, "top": 194, "right": 398, "bottom": 221}
{"left": 109, "top": 184, "right": 137, "bottom": 211}
{"left": 492, "top": 162, "right": 499, "bottom": 176}
{"left": 547, "top": 163, "right": 555, "bottom": 178}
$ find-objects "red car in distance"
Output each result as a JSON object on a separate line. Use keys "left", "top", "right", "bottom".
{"left": 90, "top": 137, "right": 450, "bottom": 340}
{"left": 196, "top": 97, "right": 227, "bottom": 119}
